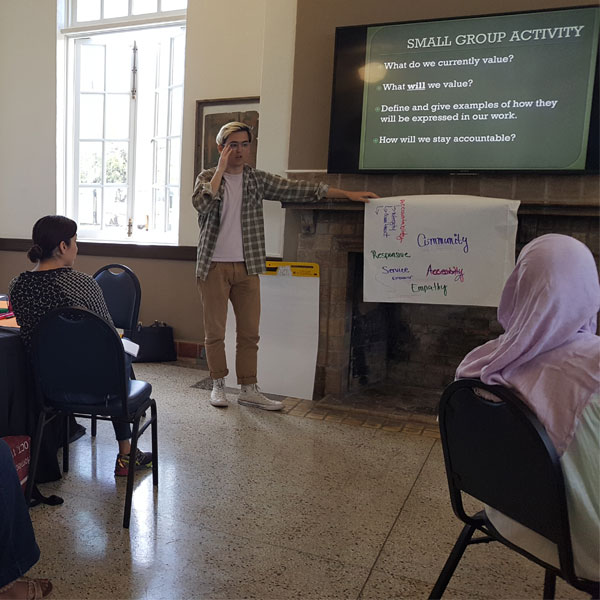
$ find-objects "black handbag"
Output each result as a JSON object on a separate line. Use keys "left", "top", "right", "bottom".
{"left": 126, "top": 321, "right": 177, "bottom": 363}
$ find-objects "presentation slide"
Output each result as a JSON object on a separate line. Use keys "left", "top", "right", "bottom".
{"left": 359, "top": 7, "right": 599, "bottom": 170}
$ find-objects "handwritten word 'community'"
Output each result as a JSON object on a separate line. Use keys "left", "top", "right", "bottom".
{"left": 417, "top": 233, "right": 469, "bottom": 253}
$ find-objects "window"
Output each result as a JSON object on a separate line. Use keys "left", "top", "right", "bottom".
{"left": 69, "top": 0, "right": 187, "bottom": 27}
{"left": 61, "top": 1, "right": 186, "bottom": 243}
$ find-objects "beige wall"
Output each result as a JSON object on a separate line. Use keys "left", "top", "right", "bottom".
{"left": 179, "top": 0, "right": 267, "bottom": 246}
{"left": 1, "top": 0, "right": 596, "bottom": 345}
{"left": 0, "top": 0, "right": 272, "bottom": 344}
{"left": 0, "top": 0, "right": 56, "bottom": 237}
{"left": 288, "top": 0, "right": 595, "bottom": 169}
{"left": 0, "top": 252, "right": 203, "bottom": 342}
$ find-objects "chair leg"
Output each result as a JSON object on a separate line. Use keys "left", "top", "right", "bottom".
{"left": 25, "top": 411, "right": 48, "bottom": 506}
{"left": 429, "top": 523, "right": 477, "bottom": 599}
{"left": 543, "top": 569, "right": 556, "bottom": 600}
{"left": 91, "top": 415, "right": 97, "bottom": 437}
{"left": 123, "top": 417, "right": 141, "bottom": 529}
{"left": 62, "top": 414, "right": 70, "bottom": 472}
{"left": 151, "top": 400, "right": 158, "bottom": 487}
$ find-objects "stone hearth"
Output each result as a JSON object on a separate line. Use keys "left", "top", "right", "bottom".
{"left": 283, "top": 171, "right": 598, "bottom": 412}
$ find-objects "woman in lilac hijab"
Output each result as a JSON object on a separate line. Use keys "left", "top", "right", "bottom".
{"left": 457, "top": 233, "right": 600, "bottom": 580}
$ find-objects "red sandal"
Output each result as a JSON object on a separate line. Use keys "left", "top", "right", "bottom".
{"left": 0, "top": 578, "right": 52, "bottom": 599}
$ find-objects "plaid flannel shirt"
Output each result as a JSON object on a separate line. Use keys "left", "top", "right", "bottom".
{"left": 192, "top": 165, "right": 329, "bottom": 280}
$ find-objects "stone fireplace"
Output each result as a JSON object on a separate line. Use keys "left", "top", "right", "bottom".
{"left": 283, "top": 171, "right": 598, "bottom": 409}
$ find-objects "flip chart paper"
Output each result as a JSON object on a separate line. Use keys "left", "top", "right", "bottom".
{"left": 364, "top": 195, "right": 520, "bottom": 306}
{"left": 224, "top": 274, "right": 319, "bottom": 400}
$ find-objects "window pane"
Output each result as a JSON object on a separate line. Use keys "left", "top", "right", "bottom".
{"left": 103, "top": 0, "right": 128, "bottom": 19}
{"left": 166, "top": 187, "right": 178, "bottom": 232}
{"left": 154, "top": 139, "right": 166, "bottom": 185}
{"left": 79, "top": 94, "right": 104, "bottom": 139}
{"left": 105, "top": 142, "right": 128, "bottom": 184}
{"left": 157, "top": 41, "right": 170, "bottom": 88}
{"left": 168, "top": 137, "right": 180, "bottom": 185}
{"left": 106, "top": 45, "right": 131, "bottom": 92}
{"left": 77, "top": 0, "right": 101, "bottom": 22}
{"left": 79, "top": 142, "right": 102, "bottom": 184}
{"left": 80, "top": 45, "right": 105, "bottom": 91}
{"left": 78, "top": 188, "right": 102, "bottom": 226}
{"left": 133, "top": 189, "right": 151, "bottom": 231}
{"left": 132, "top": 0, "right": 157, "bottom": 15}
{"left": 172, "top": 36, "right": 185, "bottom": 85}
{"left": 105, "top": 95, "right": 130, "bottom": 139}
{"left": 153, "top": 187, "right": 165, "bottom": 230}
{"left": 155, "top": 92, "right": 167, "bottom": 137}
{"left": 160, "top": 0, "right": 187, "bottom": 10}
{"left": 104, "top": 187, "right": 128, "bottom": 228}
{"left": 169, "top": 87, "right": 182, "bottom": 135}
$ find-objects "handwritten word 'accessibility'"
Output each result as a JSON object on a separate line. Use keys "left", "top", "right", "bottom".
{"left": 426, "top": 264, "right": 464, "bottom": 282}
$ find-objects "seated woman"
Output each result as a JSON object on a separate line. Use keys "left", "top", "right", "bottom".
{"left": 0, "top": 439, "right": 52, "bottom": 600}
{"left": 456, "top": 233, "right": 599, "bottom": 581}
{"left": 8, "top": 215, "right": 152, "bottom": 477}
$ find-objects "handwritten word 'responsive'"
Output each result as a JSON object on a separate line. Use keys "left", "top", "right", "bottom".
{"left": 417, "top": 233, "right": 469, "bottom": 253}
{"left": 371, "top": 250, "right": 411, "bottom": 259}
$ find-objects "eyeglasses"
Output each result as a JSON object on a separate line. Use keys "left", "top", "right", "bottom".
{"left": 226, "top": 142, "right": 251, "bottom": 150}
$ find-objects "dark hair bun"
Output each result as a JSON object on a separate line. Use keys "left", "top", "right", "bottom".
{"left": 27, "top": 244, "right": 43, "bottom": 263}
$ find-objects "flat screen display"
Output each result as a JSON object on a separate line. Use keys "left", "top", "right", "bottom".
{"left": 328, "top": 6, "right": 600, "bottom": 173}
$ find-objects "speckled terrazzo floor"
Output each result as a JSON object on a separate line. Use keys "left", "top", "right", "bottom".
{"left": 26, "top": 362, "right": 587, "bottom": 600}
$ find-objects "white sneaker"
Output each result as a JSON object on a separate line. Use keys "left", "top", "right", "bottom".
{"left": 238, "top": 384, "right": 283, "bottom": 411}
{"left": 210, "top": 378, "right": 229, "bottom": 407}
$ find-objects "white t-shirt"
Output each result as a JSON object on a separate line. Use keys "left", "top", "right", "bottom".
{"left": 486, "top": 392, "right": 600, "bottom": 580}
{"left": 212, "top": 172, "right": 244, "bottom": 262}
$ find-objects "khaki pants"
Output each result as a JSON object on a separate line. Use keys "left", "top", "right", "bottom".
{"left": 197, "top": 262, "right": 260, "bottom": 384}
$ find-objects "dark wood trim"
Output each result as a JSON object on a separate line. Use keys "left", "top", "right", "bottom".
{"left": 0, "top": 239, "right": 284, "bottom": 263}
{"left": 516, "top": 204, "right": 599, "bottom": 217}
{"left": 282, "top": 200, "right": 600, "bottom": 218}
{"left": 0, "top": 239, "right": 197, "bottom": 260}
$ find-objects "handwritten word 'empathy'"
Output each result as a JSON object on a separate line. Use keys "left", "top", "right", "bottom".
{"left": 417, "top": 233, "right": 469, "bottom": 253}
{"left": 405, "top": 26, "right": 585, "bottom": 49}
{"left": 412, "top": 282, "right": 448, "bottom": 296}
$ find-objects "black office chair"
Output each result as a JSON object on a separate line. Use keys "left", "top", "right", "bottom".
{"left": 25, "top": 307, "right": 158, "bottom": 528}
{"left": 92, "top": 263, "right": 142, "bottom": 436}
{"left": 430, "top": 379, "right": 599, "bottom": 600}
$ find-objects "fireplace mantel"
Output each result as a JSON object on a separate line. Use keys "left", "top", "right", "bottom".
{"left": 281, "top": 188, "right": 598, "bottom": 404}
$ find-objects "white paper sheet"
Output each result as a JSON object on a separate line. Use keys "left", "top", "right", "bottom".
{"left": 224, "top": 274, "right": 319, "bottom": 399}
{"left": 364, "top": 195, "right": 520, "bottom": 306}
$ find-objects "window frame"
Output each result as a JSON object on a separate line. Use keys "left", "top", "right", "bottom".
{"left": 59, "top": 1, "right": 186, "bottom": 244}
{"left": 66, "top": 0, "right": 186, "bottom": 32}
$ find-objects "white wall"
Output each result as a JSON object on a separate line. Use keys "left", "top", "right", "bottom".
{"left": 178, "top": 0, "right": 267, "bottom": 246}
{"left": 257, "top": 0, "right": 298, "bottom": 257}
{"left": 0, "top": 0, "right": 57, "bottom": 238}
{"left": 0, "top": 0, "right": 297, "bottom": 250}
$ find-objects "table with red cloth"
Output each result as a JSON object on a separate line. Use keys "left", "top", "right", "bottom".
{"left": 0, "top": 327, "right": 62, "bottom": 482}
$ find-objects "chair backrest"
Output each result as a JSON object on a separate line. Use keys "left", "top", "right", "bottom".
{"left": 93, "top": 264, "right": 141, "bottom": 332}
{"left": 439, "top": 379, "right": 576, "bottom": 578}
{"left": 31, "top": 307, "right": 128, "bottom": 412}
